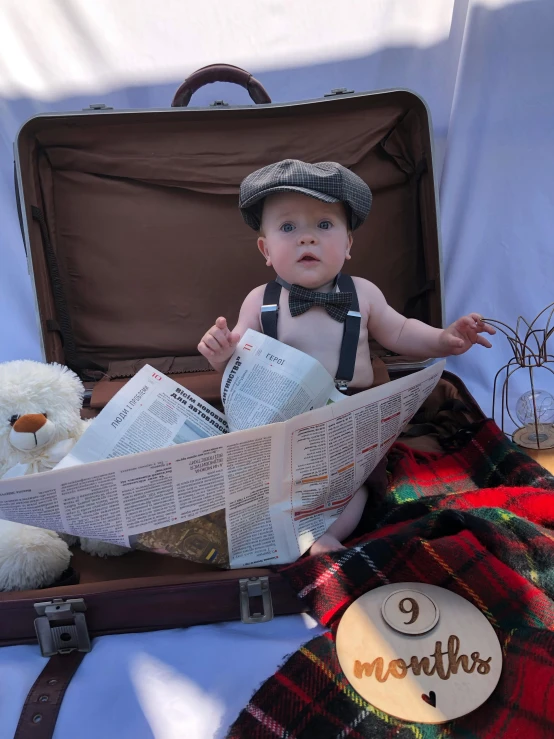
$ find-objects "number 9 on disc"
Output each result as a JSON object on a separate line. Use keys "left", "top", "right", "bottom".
{"left": 381, "top": 588, "right": 439, "bottom": 635}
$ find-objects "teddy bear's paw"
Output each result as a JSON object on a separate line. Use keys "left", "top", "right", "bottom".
{"left": 79, "top": 537, "right": 130, "bottom": 558}
{"left": 0, "top": 520, "right": 71, "bottom": 591}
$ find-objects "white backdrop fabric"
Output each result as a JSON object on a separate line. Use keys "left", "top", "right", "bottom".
{"left": 0, "top": 1, "right": 553, "bottom": 737}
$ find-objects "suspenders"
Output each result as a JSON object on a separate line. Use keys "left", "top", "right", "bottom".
{"left": 260, "top": 274, "right": 361, "bottom": 392}
{"left": 260, "top": 279, "right": 281, "bottom": 342}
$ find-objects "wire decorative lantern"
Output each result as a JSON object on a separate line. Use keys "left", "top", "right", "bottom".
{"left": 486, "top": 302, "right": 554, "bottom": 450}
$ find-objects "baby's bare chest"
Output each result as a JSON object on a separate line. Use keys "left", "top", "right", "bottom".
{"left": 258, "top": 289, "right": 374, "bottom": 388}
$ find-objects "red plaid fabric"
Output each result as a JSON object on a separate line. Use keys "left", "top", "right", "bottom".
{"left": 228, "top": 420, "right": 554, "bottom": 738}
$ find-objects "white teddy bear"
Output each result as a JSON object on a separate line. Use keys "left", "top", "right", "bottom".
{"left": 0, "top": 360, "right": 127, "bottom": 591}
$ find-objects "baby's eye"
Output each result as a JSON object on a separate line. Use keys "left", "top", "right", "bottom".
{"left": 280, "top": 223, "right": 295, "bottom": 233}
{"left": 318, "top": 220, "right": 332, "bottom": 230}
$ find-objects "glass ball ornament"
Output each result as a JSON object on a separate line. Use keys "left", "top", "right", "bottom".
{"left": 515, "top": 389, "right": 554, "bottom": 427}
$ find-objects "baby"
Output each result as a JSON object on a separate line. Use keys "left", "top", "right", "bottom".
{"left": 198, "top": 159, "right": 495, "bottom": 555}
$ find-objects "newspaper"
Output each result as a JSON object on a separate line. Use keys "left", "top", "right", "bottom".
{"left": 0, "top": 331, "right": 445, "bottom": 568}
{"left": 56, "top": 368, "right": 229, "bottom": 470}
{"left": 221, "top": 329, "right": 345, "bottom": 432}
{"left": 57, "top": 330, "right": 343, "bottom": 471}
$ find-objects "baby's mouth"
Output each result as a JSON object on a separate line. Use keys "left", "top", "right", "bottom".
{"left": 298, "top": 254, "right": 320, "bottom": 263}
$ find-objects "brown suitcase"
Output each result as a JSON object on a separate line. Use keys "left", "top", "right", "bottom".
{"left": 4, "top": 66, "right": 486, "bottom": 724}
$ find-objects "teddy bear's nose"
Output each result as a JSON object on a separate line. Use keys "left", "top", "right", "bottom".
{"left": 13, "top": 413, "right": 48, "bottom": 434}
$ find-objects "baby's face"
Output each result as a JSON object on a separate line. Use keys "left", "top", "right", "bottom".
{"left": 257, "top": 192, "right": 353, "bottom": 290}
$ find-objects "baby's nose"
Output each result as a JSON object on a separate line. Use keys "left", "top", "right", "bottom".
{"left": 13, "top": 413, "right": 48, "bottom": 434}
{"left": 298, "top": 232, "right": 317, "bottom": 245}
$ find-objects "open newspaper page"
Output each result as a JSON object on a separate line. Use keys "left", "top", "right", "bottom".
{"left": 270, "top": 359, "right": 446, "bottom": 558}
{"left": 51, "top": 364, "right": 232, "bottom": 565}
{"left": 56, "top": 364, "right": 228, "bottom": 469}
{"left": 0, "top": 422, "right": 287, "bottom": 567}
{"left": 0, "top": 348, "right": 445, "bottom": 568}
{"left": 221, "top": 329, "right": 344, "bottom": 432}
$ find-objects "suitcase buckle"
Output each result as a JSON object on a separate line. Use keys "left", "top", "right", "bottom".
{"left": 239, "top": 576, "right": 273, "bottom": 624}
{"left": 34, "top": 598, "right": 92, "bottom": 657}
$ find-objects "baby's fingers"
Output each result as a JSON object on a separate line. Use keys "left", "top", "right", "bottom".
{"left": 215, "top": 317, "right": 229, "bottom": 333}
{"left": 209, "top": 326, "right": 233, "bottom": 349}
{"left": 447, "top": 334, "right": 465, "bottom": 349}
{"left": 481, "top": 322, "right": 496, "bottom": 336}
{"left": 200, "top": 333, "right": 223, "bottom": 354}
{"left": 198, "top": 339, "right": 215, "bottom": 358}
{"left": 459, "top": 315, "right": 478, "bottom": 331}
{"left": 475, "top": 335, "right": 493, "bottom": 348}
{"left": 469, "top": 313, "right": 496, "bottom": 335}
{"left": 228, "top": 331, "right": 241, "bottom": 346}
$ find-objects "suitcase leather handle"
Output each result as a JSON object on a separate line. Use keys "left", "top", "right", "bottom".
{"left": 171, "top": 63, "right": 271, "bottom": 107}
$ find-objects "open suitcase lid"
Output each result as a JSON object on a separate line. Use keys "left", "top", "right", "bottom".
{"left": 14, "top": 64, "right": 443, "bottom": 385}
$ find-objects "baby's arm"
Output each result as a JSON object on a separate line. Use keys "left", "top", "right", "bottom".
{"left": 360, "top": 280, "right": 495, "bottom": 357}
{"left": 198, "top": 285, "right": 265, "bottom": 373}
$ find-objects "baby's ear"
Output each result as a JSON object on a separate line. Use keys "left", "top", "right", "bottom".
{"left": 345, "top": 231, "right": 354, "bottom": 259}
{"left": 257, "top": 235, "right": 271, "bottom": 266}
{"left": 257, "top": 234, "right": 267, "bottom": 255}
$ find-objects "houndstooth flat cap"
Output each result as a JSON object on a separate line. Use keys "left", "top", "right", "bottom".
{"left": 239, "top": 159, "right": 372, "bottom": 231}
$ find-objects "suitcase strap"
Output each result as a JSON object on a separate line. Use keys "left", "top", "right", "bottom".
{"left": 14, "top": 651, "right": 85, "bottom": 739}
{"left": 261, "top": 273, "right": 361, "bottom": 390}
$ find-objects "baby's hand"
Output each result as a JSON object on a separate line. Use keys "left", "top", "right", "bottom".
{"left": 198, "top": 317, "right": 241, "bottom": 367}
{"left": 439, "top": 313, "right": 496, "bottom": 356}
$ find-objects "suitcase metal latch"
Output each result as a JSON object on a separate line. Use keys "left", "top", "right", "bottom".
{"left": 34, "top": 598, "right": 92, "bottom": 657}
{"left": 239, "top": 576, "right": 273, "bottom": 624}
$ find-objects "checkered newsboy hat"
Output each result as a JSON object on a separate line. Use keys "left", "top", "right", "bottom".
{"left": 239, "top": 159, "right": 372, "bottom": 231}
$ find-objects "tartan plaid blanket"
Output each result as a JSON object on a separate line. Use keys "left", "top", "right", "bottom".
{"left": 228, "top": 420, "right": 554, "bottom": 738}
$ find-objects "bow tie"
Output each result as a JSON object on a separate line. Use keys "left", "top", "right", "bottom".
{"left": 288, "top": 283, "right": 353, "bottom": 322}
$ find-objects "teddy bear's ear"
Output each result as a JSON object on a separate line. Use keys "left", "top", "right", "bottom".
{"left": 47, "top": 362, "right": 85, "bottom": 407}
{"left": 0, "top": 360, "right": 85, "bottom": 423}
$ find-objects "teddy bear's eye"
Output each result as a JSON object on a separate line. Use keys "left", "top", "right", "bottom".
{"left": 43, "top": 413, "right": 48, "bottom": 419}
{"left": 9, "top": 415, "right": 20, "bottom": 426}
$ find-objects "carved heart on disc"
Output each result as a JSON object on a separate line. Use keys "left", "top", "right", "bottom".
{"left": 421, "top": 691, "right": 436, "bottom": 708}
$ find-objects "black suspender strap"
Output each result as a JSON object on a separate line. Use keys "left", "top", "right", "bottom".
{"left": 261, "top": 280, "right": 281, "bottom": 339}
{"left": 335, "top": 273, "right": 361, "bottom": 391}
{"left": 260, "top": 275, "right": 361, "bottom": 391}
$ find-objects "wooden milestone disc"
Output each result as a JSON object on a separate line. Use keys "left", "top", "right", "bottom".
{"left": 336, "top": 583, "right": 502, "bottom": 724}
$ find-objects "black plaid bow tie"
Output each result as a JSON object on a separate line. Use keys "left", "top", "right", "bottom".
{"left": 288, "top": 284, "right": 353, "bottom": 322}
